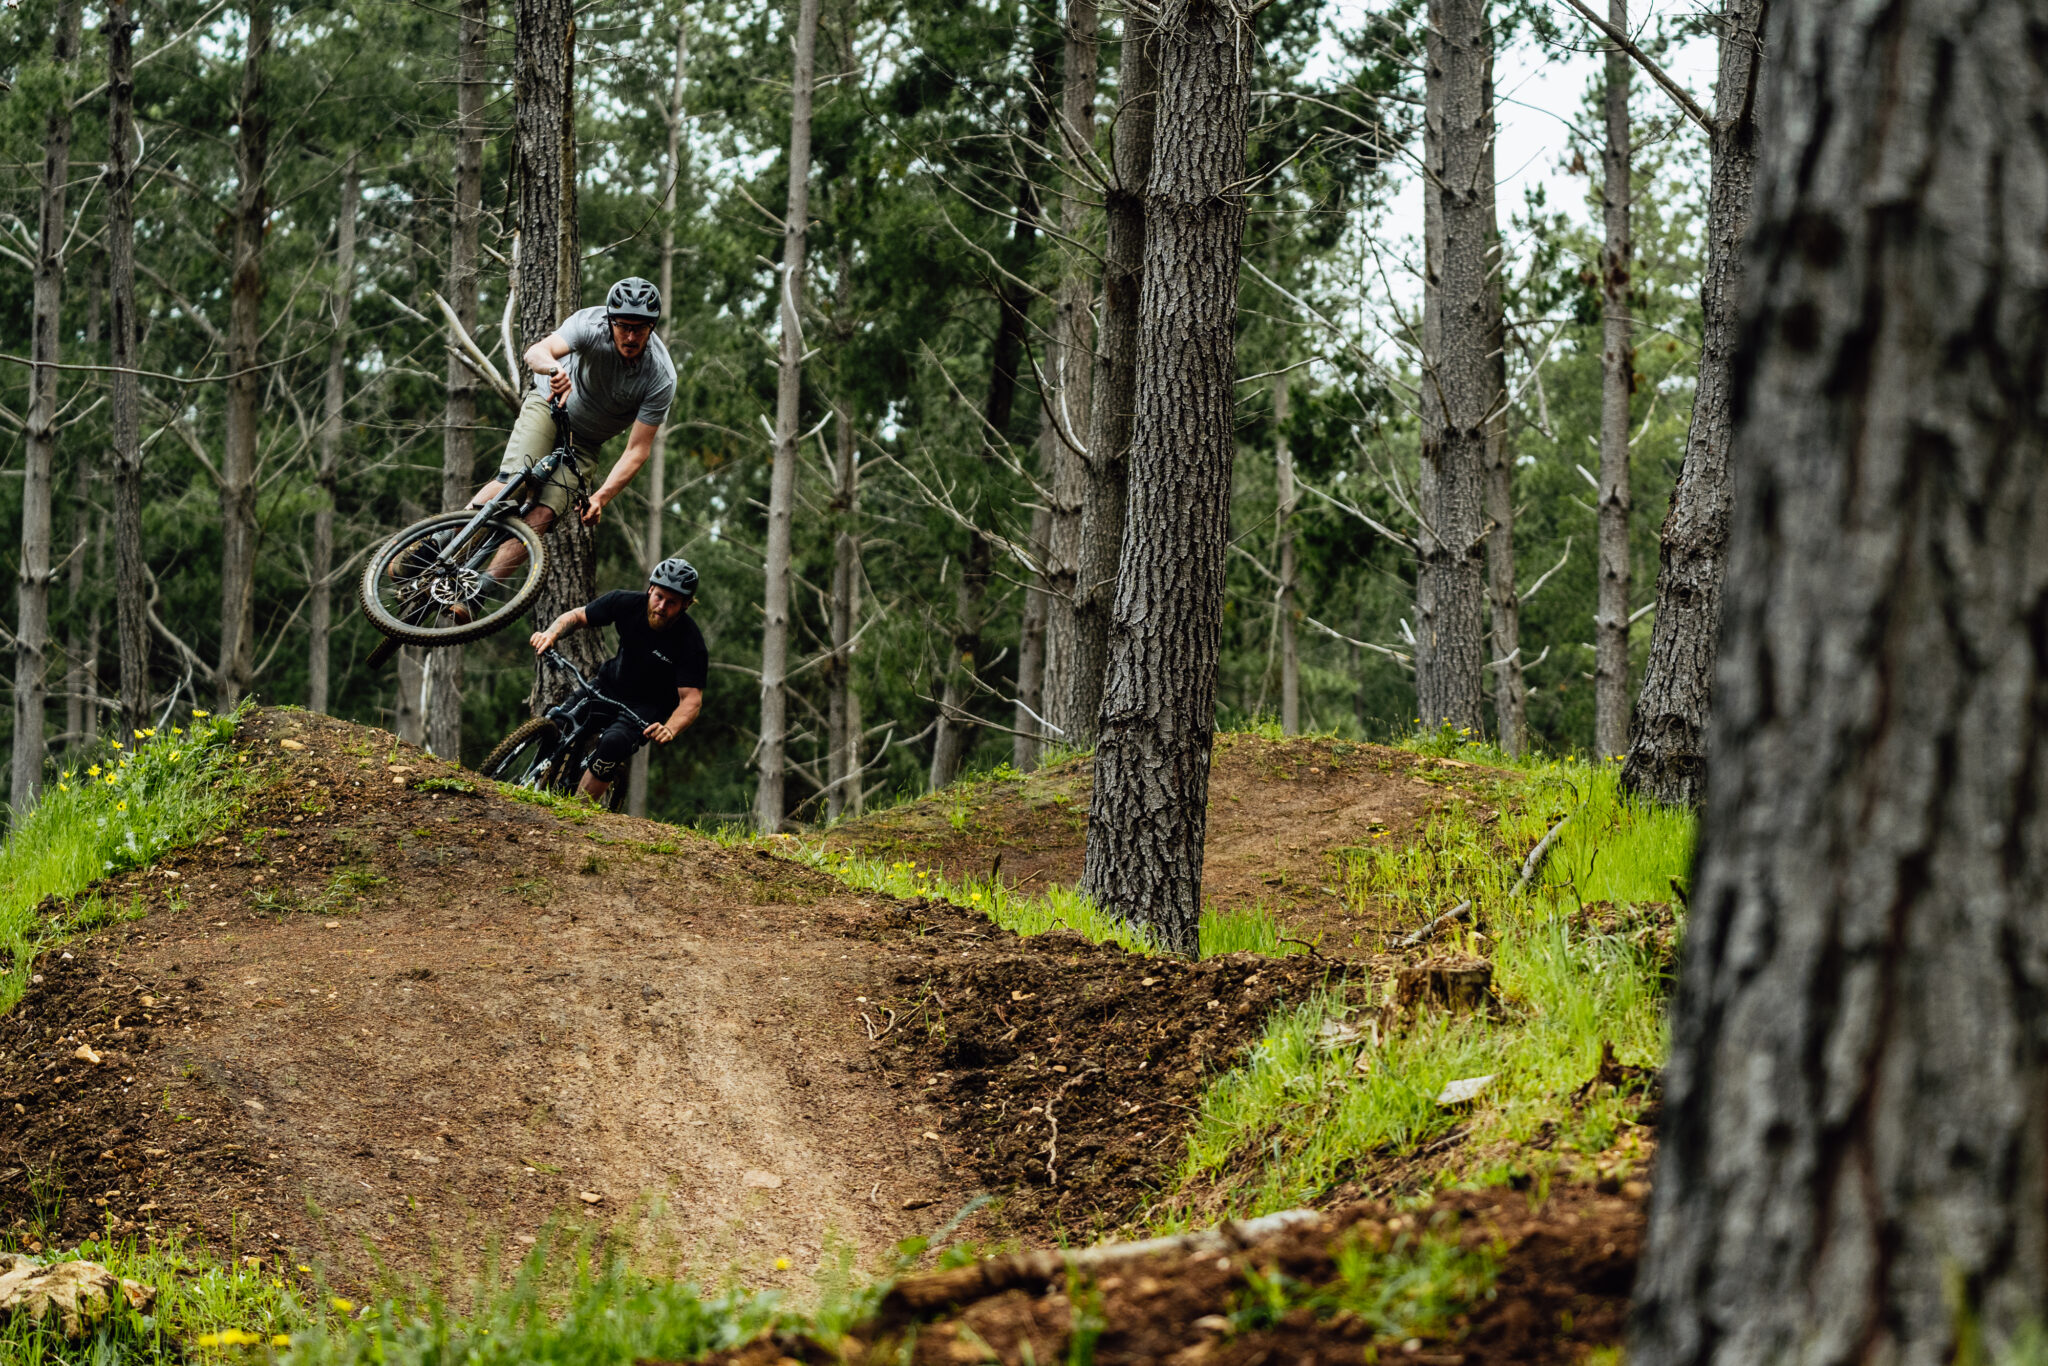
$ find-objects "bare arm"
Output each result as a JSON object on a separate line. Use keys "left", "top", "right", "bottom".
{"left": 645, "top": 687, "right": 703, "bottom": 744}
{"left": 583, "top": 420, "right": 661, "bottom": 524}
{"left": 528, "top": 605, "right": 588, "bottom": 654}
{"left": 525, "top": 332, "right": 573, "bottom": 400}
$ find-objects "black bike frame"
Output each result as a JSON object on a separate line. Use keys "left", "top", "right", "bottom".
{"left": 427, "top": 402, "right": 583, "bottom": 576}
{"left": 539, "top": 650, "right": 658, "bottom": 736}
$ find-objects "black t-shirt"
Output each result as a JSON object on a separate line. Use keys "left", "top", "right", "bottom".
{"left": 582, "top": 590, "right": 708, "bottom": 718}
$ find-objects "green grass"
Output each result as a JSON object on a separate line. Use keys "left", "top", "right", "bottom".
{"left": 1228, "top": 1224, "right": 1501, "bottom": 1342}
{"left": 798, "top": 843, "right": 1308, "bottom": 960}
{"left": 1152, "top": 755, "right": 1690, "bottom": 1225}
{"left": 0, "top": 710, "right": 248, "bottom": 1011}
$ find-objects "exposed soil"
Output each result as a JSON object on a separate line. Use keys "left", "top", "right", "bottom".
{"left": 691, "top": 1182, "right": 1644, "bottom": 1366}
{"left": 825, "top": 736, "right": 1504, "bottom": 956}
{"left": 0, "top": 711, "right": 1336, "bottom": 1291}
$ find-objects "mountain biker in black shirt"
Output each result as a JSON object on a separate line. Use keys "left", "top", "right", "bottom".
{"left": 527, "top": 557, "right": 708, "bottom": 803}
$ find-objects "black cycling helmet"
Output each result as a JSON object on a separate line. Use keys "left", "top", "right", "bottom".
{"left": 606, "top": 277, "right": 662, "bottom": 324}
{"left": 649, "top": 556, "right": 698, "bottom": 601}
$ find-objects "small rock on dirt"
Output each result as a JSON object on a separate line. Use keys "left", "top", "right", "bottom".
{"left": 1435, "top": 1074, "right": 1493, "bottom": 1107}
{"left": 0, "top": 1254, "right": 156, "bottom": 1337}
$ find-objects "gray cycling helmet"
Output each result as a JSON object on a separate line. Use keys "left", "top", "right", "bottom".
{"left": 649, "top": 556, "right": 698, "bottom": 601}
{"left": 605, "top": 276, "right": 662, "bottom": 323}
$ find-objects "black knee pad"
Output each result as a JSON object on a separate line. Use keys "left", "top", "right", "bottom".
{"left": 585, "top": 723, "right": 643, "bottom": 783}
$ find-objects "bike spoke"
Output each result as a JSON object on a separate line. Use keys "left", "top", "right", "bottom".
{"left": 374, "top": 522, "right": 538, "bottom": 632}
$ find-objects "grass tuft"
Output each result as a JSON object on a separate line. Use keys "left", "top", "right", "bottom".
{"left": 0, "top": 710, "right": 247, "bottom": 1011}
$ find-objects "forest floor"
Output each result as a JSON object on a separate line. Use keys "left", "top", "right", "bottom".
{"left": 0, "top": 710, "right": 1675, "bottom": 1364}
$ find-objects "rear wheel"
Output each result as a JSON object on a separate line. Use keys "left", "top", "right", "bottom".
{"left": 481, "top": 716, "right": 561, "bottom": 790}
{"left": 359, "top": 510, "right": 548, "bottom": 647}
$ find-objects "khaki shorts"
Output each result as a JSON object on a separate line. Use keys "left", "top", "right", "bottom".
{"left": 494, "top": 393, "right": 591, "bottom": 519}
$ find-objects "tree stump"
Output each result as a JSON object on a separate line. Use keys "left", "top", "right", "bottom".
{"left": 1393, "top": 955, "right": 1492, "bottom": 1014}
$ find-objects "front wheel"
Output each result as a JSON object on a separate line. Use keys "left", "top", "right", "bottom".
{"left": 481, "top": 716, "right": 562, "bottom": 791}
{"left": 359, "top": 510, "right": 549, "bottom": 647}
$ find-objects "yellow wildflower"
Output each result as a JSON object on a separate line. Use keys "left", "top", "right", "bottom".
{"left": 195, "top": 1328, "right": 263, "bottom": 1347}
{"left": 272, "top": 1334, "right": 292, "bottom": 1347}
{"left": 296, "top": 1264, "right": 311, "bottom": 1273}
{"left": 775, "top": 1257, "right": 792, "bottom": 1271}
{"left": 192, "top": 708, "right": 210, "bottom": 718}
{"left": 111, "top": 741, "right": 122, "bottom": 750}
{"left": 170, "top": 751, "right": 182, "bottom": 762}
{"left": 116, "top": 802, "right": 127, "bottom": 812}
{"left": 172, "top": 727, "right": 185, "bottom": 736}
{"left": 57, "top": 783, "right": 68, "bottom": 793}
{"left": 87, "top": 764, "right": 101, "bottom": 777}
{"left": 330, "top": 1296, "right": 355, "bottom": 1313}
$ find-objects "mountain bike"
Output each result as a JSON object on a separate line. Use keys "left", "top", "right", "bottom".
{"left": 358, "top": 402, "right": 583, "bottom": 668}
{"left": 479, "top": 651, "right": 652, "bottom": 813}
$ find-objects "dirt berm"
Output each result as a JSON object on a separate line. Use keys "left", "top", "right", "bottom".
{"left": 0, "top": 710, "right": 1345, "bottom": 1291}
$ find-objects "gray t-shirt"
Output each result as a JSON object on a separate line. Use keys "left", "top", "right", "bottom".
{"left": 538, "top": 306, "right": 677, "bottom": 446}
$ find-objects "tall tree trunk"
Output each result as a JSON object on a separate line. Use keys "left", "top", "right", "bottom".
{"left": 15, "top": 0, "right": 82, "bottom": 807}
{"left": 826, "top": 399, "right": 862, "bottom": 821}
{"left": 517, "top": 0, "right": 593, "bottom": 714}
{"left": 630, "top": 14, "right": 688, "bottom": 817}
{"left": 1631, "top": 3, "right": 2048, "bottom": 1358}
{"left": 930, "top": 46, "right": 1054, "bottom": 791}
{"left": 1032, "top": 0, "right": 1101, "bottom": 761}
{"left": 1414, "top": 0, "right": 1492, "bottom": 736}
{"left": 1593, "top": 0, "right": 1633, "bottom": 760}
{"left": 65, "top": 267, "right": 101, "bottom": 753}
{"left": 309, "top": 156, "right": 360, "bottom": 718}
{"left": 429, "top": 0, "right": 490, "bottom": 761}
{"left": 754, "top": 0, "right": 820, "bottom": 832}
{"left": 1480, "top": 72, "right": 1524, "bottom": 756}
{"left": 1274, "top": 372, "right": 1299, "bottom": 735}
{"left": 1620, "top": 0, "right": 1764, "bottom": 806}
{"left": 1079, "top": 0, "right": 1249, "bottom": 956}
{"left": 1061, "top": 14, "right": 1155, "bottom": 750}
{"left": 106, "top": 1, "right": 148, "bottom": 739}
{"left": 218, "top": 0, "right": 272, "bottom": 711}
{"left": 1015, "top": 502, "right": 1053, "bottom": 768}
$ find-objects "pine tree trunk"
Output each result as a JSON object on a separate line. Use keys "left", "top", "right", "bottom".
{"left": 1414, "top": 0, "right": 1492, "bottom": 737}
{"left": 428, "top": 0, "right": 489, "bottom": 761}
{"left": 754, "top": 0, "right": 820, "bottom": 832}
{"left": 628, "top": 16, "right": 687, "bottom": 818}
{"left": 1620, "top": 0, "right": 1764, "bottom": 807}
{"left": 517, "top": 0, "right": 594, "bottom": 715}
{"left": 15, "top": 0, "right": 82, "bottom": 807}
{"left": 217, "top": 0, "right": 272, "bottom": 711}
{"left": 309, "top": 157, "right": 359, "bottom": 718}
{"left": 1274, "top": 373, "right": 1300, "bottom": 735}
{"left": 931, "top": 53, "right": 1051, "bottom": 790}
{"left": 1062, "top": 14, "right": 1155, "bottom": 750}
{"left": 1015, "top": 500, "right": 1051, "bottom": 769}
{"left": 1078, "top": 0, "right": 1249, "bottom": 957}
{"left": 65, "top": 264, "right": 99, "bottom": 752}
{"left": 106, "top": 1, "right": 148, "bottom": 739}
{"left": 1632, "top": 4, "right": 2048, "bottom": 1358}
{"left": 1593, "top": 0, "right": 1633, "bottom": 761}
{"left": 1477, "top": 62, "right": 1525, "bottom": 758}
{"left": 1035, "top": 0, "right": 1100, "bottom": 757}
{"left": 826, "top": 400, "right": 862, "bottom": 821}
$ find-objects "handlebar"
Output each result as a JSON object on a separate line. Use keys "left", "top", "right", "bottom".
{"left": 539, "top": 649, "right": 659, "bottom": 733}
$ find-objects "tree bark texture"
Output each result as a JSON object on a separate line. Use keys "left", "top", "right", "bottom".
{"left": 1036, "top": 0, "right": 1101, "bottom": 757}
{"left": 1631, "top": 3, "right": 2048, "bottom": 1360}
{"left": 630, "top": 16, "right": 688, "bottom": 818}
{"left": 1620, "top": 0, "right": 1764, "bottom": 806}
{"left": 15, "top": 0, "right": 83, "bottom": 806}
{"left": 517, "top": 0, "right": 597, "bottom": 714}
{"left": 931, "top": 48, "right": 1052, "bottom": 791}
{"left": 754, "top": 0, "right": 819, "bottom": 832}
{"left": 107, "top": 2, "right": 148, "bottom": 738}
{"left": 1594, "top": 0, "right": 1633, "bottom": 761}
{"left": 1015, "top": 499, "right": 1052, "bottom": 769}
{"left": 1078, "top": 0, "right": 1249, "bottom": 957}
{"left": 309, "top": 157, "right": 359, "bottom": 719}
{"left": 826, "top": 400, "right": 862, "bottom": 821}
{"left": 65, "top": 266, "right": 102, "bottom": 754}
{"left": 1476, "top": 62, "right": 1524, "bottom": 758}
{"left": 428, "top": 0, "right": 489, "bottom": 761}
{"left": 1061, "top": 15, "right": 1155, "bottom": 750}
{"left": 1274, "top": 373, "right": 1300, "bottom": 735}
{"left": 1414, "top": 0, "right": 1493, "bottom": 737}
{"left": 217, "top": 0, "right": 272, "bottom": 711}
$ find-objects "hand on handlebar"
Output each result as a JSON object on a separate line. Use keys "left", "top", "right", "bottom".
{"left": 529, "top": 628, "right": 560, "bottom": 655}
{"left": 643, "top": 720, "right": 677, "bottom": 745}
{"left": 545, "top": 368, "right": 572, "bottom": 401}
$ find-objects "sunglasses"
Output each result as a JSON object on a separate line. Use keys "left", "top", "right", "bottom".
{"left": 610, "top": 320, "right": 654, "bottom": 338}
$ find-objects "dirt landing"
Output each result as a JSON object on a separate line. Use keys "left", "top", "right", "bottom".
{"left": 826, "top": 736, "right": 1500, "bottom": 954}
{"left": 693, "top": 1183, "right": 1643, "bottom": 1365}
{"left": 0, "top": 712, "right": 1326, "bottom": 1290}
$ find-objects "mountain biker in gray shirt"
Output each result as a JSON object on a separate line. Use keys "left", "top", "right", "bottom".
{"left": 465, "top": 278, "right": 676, "bottom": 570}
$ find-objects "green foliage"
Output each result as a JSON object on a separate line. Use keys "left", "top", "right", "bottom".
{"left": 1155, "top": 757, "right": 1687, "bottom": 1223}
{"left": 0, "top": 711, "right": 248, "bottom": 1010}
{"left": 1227, "top": 1226, "right": 1499, "bottom": 1343}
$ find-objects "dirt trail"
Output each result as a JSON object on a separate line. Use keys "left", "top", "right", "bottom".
{"left": 0, "top": 712, "right": 1331, "bottom": 1292}
{"left": 827, "top": 736, "right": 1502, "bottom": 955}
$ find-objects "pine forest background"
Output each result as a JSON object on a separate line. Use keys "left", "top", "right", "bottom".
{"left": 0, "top": 0, "right": 1708, "bottom": 824}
